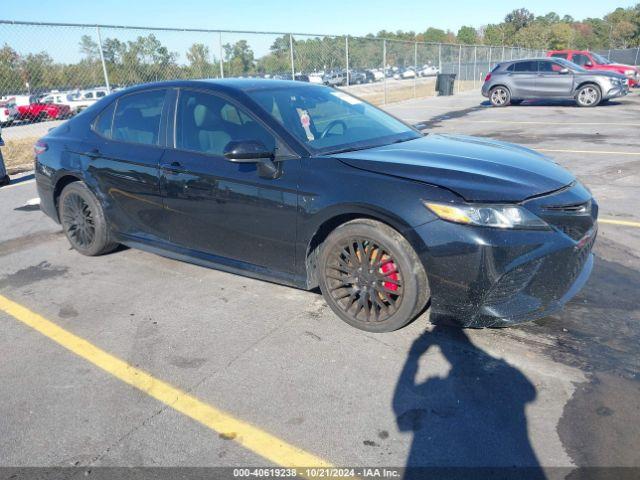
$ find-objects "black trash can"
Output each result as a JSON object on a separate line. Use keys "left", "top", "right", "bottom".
{"left": 436, "top": 73, "right": 456, "bottom": 96}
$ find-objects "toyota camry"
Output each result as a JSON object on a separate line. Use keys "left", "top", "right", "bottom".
{"left": 35, "top": 79, "right": 597, "bottom": 332}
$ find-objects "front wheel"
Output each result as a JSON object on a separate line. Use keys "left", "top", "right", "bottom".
{"left": 318, "top": 219, "right": 430, "bottom": 333}
{"left": 58, "top": 182, "right": 118, "bottom": 256}
{"left": 489, "top": 86, "right": 511, "bottom": 107}
{"left": 575, "top": 84, "right": 601, "bottom": 107}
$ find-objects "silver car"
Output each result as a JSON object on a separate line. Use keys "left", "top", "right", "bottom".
{"left": 482, "top": 57, "right": 628, "bottom": 107}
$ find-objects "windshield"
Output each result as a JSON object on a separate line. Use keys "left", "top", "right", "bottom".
{"left": 246, "top": 85, "right": 420, "bottom": 154}
{"left": 553, "top": 57, "right": 587, "bottom": 72}
{"left": 591, "top": 52, "right": 611, "bottom": 64}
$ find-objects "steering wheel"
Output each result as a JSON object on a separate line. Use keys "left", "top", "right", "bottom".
{"left": 320, "top": 120, "right": 347, "bottom": 139}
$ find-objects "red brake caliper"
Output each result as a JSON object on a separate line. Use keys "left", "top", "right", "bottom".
{"left": 380, "top": 258, "right": 399, "bottom": 292}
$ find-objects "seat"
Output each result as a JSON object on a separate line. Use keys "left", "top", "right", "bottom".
{"left": 192, "top": 103, "right": 232, "bottom": 156}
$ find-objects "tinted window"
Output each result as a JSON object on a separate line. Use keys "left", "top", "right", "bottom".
{"left": 572, "top": 54, "right": 591, "bottom": 66}
{"left": 93, "top": 101, "right": 116, "bottom": 138}
{"left": 538, "top": 61, "right": 559, "bottom": 73}
{"left": 175, "top": 90, "right": 276, "bottom": 156}
{"left": 113, "top": 90, "right": 165, "bottom": 145}
{"left": 550, "top": 53, "right": 568, "bottom": 59}
{"left": 247, "top": 86, "right": 419, "bottom": 153}
{"left": 513, "top": 61, "right": 537, "bottom": 72}
{"left": 96, "top": 91, "right": 106, "bottom": 98}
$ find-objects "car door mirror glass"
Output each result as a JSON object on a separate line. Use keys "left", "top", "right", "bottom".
{"left": 584, "top": 61, "right": 592, "bottom": 67}
{"left": 223, "top": 140, "right": 274, "bottom": 163}
{"left": 559, "top": 68, "right": 570, "bottom": 74}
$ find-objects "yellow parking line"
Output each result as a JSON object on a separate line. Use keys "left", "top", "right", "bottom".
{"left": 0, "top": 294, "right": 332, "bottom": 471}
{"left": 537, "top": 148, "right": 640, "bottom": 156}
{"left": 600, "top": 218, "right": 640, "bottom": 228}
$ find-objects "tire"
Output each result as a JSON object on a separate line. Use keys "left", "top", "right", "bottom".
{"left": 318, "top": 219, "right": 430, "bottom": 333}
{"left": 575, "top": 84, "right": 601, "bottom": 107}
{"left": 0, "top": 175, "right": 10, "bottom": 187}
{"left": 489, "top": 86, "right": 511, "bottom": 107}
{"left": 58, "top": 182, "right": 118, "bottom": 256}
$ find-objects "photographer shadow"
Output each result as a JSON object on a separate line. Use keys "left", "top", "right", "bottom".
{"left": 393, "top": 325, "right": 545, "bottom": 479}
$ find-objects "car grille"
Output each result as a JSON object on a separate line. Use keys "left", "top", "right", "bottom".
{"left": 483, "top": 259, "right": 542, "bottom": 307}
{"left": 540, "top": 200, "right": 594, "bottom": 241}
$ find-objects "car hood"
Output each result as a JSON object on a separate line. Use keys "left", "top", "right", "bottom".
{"left": 332, "top": 134, "right": 576, "bottom": 202}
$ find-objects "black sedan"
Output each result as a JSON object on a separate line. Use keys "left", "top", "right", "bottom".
{"left": 35, "top": 79, "right": 597, "bottom": 332}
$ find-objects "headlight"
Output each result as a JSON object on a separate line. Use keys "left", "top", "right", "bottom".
{"left": 423, "top": 201, "right": 548, "bottom": 229}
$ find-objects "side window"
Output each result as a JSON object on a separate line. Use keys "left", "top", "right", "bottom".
{"left": 572, "top": 54, "right": 590, "bottom": 66}
{"left": 96, "top": 91, "right": 106, "bottom": 98}
{"left": 550, "top": 53, "right": 568, "bottom": 59}
{"left": 93, "top": 101, "right": 116, "bottom": 138}
{"left": 112, "top": 90, "right": 166, "bottom": 145}
{"left": 538, "top": 61, "right": 556, "bottom": 73}
{"left": 175, "top": 90, "right": 276, "bottom": 156}
{"left": 506, "top": 64, "right": 515, "bottom": 72}
{"left": 513, "top": 61, "right": 537, "bottom": 72}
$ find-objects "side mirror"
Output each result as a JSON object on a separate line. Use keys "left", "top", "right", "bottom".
{"left": 584, "top": 61, "right": 593, "bottom": 68}
{"left": 223, "top": 140, "right": 273, "bottom": 163}
{"left": 559, "top": 68, "right": 570, "bottom": 74}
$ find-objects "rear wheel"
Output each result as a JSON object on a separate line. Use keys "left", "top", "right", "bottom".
{"left": 58, "top": 182, "right": 118, "bottom": 256}
{"left": 489, "top": 86, "right": 511, "bottom": 107}
{"left": 575, "top": 84, "right": 601, "bottom": 107}
{"left": 318, "top": 219, "right": 430, "bottom": 332}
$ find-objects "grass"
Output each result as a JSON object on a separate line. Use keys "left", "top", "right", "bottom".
{"left": 2, "top": 137, "right": 37, "bottom": 174}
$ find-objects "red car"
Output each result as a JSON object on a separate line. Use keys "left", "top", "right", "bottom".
{"left": 547, "top": 50, "right": 639, "bottom": 87}
{"left": 16, "top": 98, "right": 71, "bottom": 122}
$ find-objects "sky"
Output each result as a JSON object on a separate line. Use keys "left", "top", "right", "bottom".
{"left": 2, "top": 0, "right": 637, "bottom": 36}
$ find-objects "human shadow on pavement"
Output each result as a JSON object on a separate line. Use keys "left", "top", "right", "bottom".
{"left": 393, "top": 325, "right": 546, "bottom": 480}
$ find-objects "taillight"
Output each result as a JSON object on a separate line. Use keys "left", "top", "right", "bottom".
{"left": 484, "top": 73, "right": 492, "bottom": 82}
{"left": 34, "top": 140, "right": 48, "bottom": 155}
{"left": 3, "top": 109, "right": 8, "bottom": 115}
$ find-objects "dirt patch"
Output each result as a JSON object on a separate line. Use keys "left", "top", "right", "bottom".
{"left": 2, "top": 137, "right": 37, "bottom": 173}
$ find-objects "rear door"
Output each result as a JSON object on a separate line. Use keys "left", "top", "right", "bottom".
{"left": 508, "top": 61, "right": 538, "bottom": 97}
{"left": 87, "top": 88, "right": 170, "bottom": 241}
{"left": 536, "top": 60, "right": 574, "bottom": 97}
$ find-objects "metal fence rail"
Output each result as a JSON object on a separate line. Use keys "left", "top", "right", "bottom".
{"left": 0, "top": 19, "right": 542, "bottom": 173}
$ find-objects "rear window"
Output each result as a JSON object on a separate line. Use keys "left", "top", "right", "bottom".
{"left": 93, "top": 101, "right": 116, "bottom": 138}
{"left": 550, "top": 53, "right": 568, "bottom": 60}
{"left": 112, "top": 90, "right": 166, "bottom": 145}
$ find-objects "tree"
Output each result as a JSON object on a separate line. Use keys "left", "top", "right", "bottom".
{"left": 422, "top": 27, "right": 448, "bottom": 43}
{"left": 456, "top": 26, "right": 478, "bottom": 44}
{"left": 186, "top": 43, "right": 213, "bottom": 78}
{"left": 79, "top": 35, "right": 99, "bottom": 62}
{"left": 504, "top": 8, "right": 534, "bottom": 31}
{"left": 223, "top": 40, "right": 254, "bottom": 76}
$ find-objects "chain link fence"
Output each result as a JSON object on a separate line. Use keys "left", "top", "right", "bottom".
{"left": 0, "top": 20, "right": 541, "bottom": 173}
{"left": 594, "top": 47, "right": 640, "bottom": 66}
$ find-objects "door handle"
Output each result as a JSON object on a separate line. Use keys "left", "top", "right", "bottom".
{"left": 85, "top": 148, "right": 101, "bottom": 159}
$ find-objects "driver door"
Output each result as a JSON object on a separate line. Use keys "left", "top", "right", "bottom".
{"left": 159, "top": 88, "right": 301, "bottom": 276}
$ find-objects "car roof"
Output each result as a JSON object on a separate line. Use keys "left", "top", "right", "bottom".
{"left": 115, "top": 78, "right": 325, "bottom": 95}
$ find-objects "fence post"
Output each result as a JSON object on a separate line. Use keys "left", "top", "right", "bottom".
{"left": 345, "top": 36, "right": 349, "bottom": 87}
{"left": 457, "top": 44, "right": 462, "bottom": 94}
{"left": 635, "top": 47, "right": 640, "bottom": 66}
{"left": 289, "top": 34, "right": 295, "bottom": 80}
{"left": 473, "top": 45, "right": 477, "bottom": 89}
{"left": 95, "top": 26, "right": 110, "bottom": 93}
{"left": 383, "top": 39, "right": 387, "bottom": 104}
{"left": 438, "top": 43, "right": 442, "bottom": 71}
{"left": 488, "top": 46, "right": 492, "bottom": 73}
{"left": 413, "top": 42, "right": 417, "bottom": 98}
{"left": 501, "top": 45, "right": 505, "bottom": 61}
{"left": 218, "top": 31, "right": 224, "bottom": 78}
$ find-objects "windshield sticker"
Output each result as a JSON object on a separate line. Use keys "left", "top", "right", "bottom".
{"left": 296, "top": 108, "right": 314, "bottom": 141}
{"left": 331, "top": 91, "right": 362, "bottom": 105}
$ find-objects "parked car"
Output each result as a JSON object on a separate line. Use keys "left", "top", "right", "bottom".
{"left": 0, "top": 101, "right": 18, "bottom": 126}
{"left": 294, "top": 74, "right": 310, "bottom": 82}
{"left": 35, "top": 79, "right": 597, "bottom": 332}
{"left": 370, "top": 69, "right": 385, "bottom": 82}
{"left": 323, "top": 71, "right": 346, "bottom": 87}
{"left": 17, "top": 99, "right": 72, "bottom": 122}
{"left": 547, "top": 50, "right": 639, "bottom": 87}
{"left": 482, "top": 58, "right": 628, "bottom": 107}
{"left": 0, "top": 127, "right": 8, "bottom": 186}
{"left": 419, "top": 64, "right": 439, "bottom": 77}
{"left": 308, "top": 73, "right": 324, "bottom": 85}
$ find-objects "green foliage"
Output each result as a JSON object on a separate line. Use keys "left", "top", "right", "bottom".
{"left": 457, "top": 26, "right": 477, "bottom": 44}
